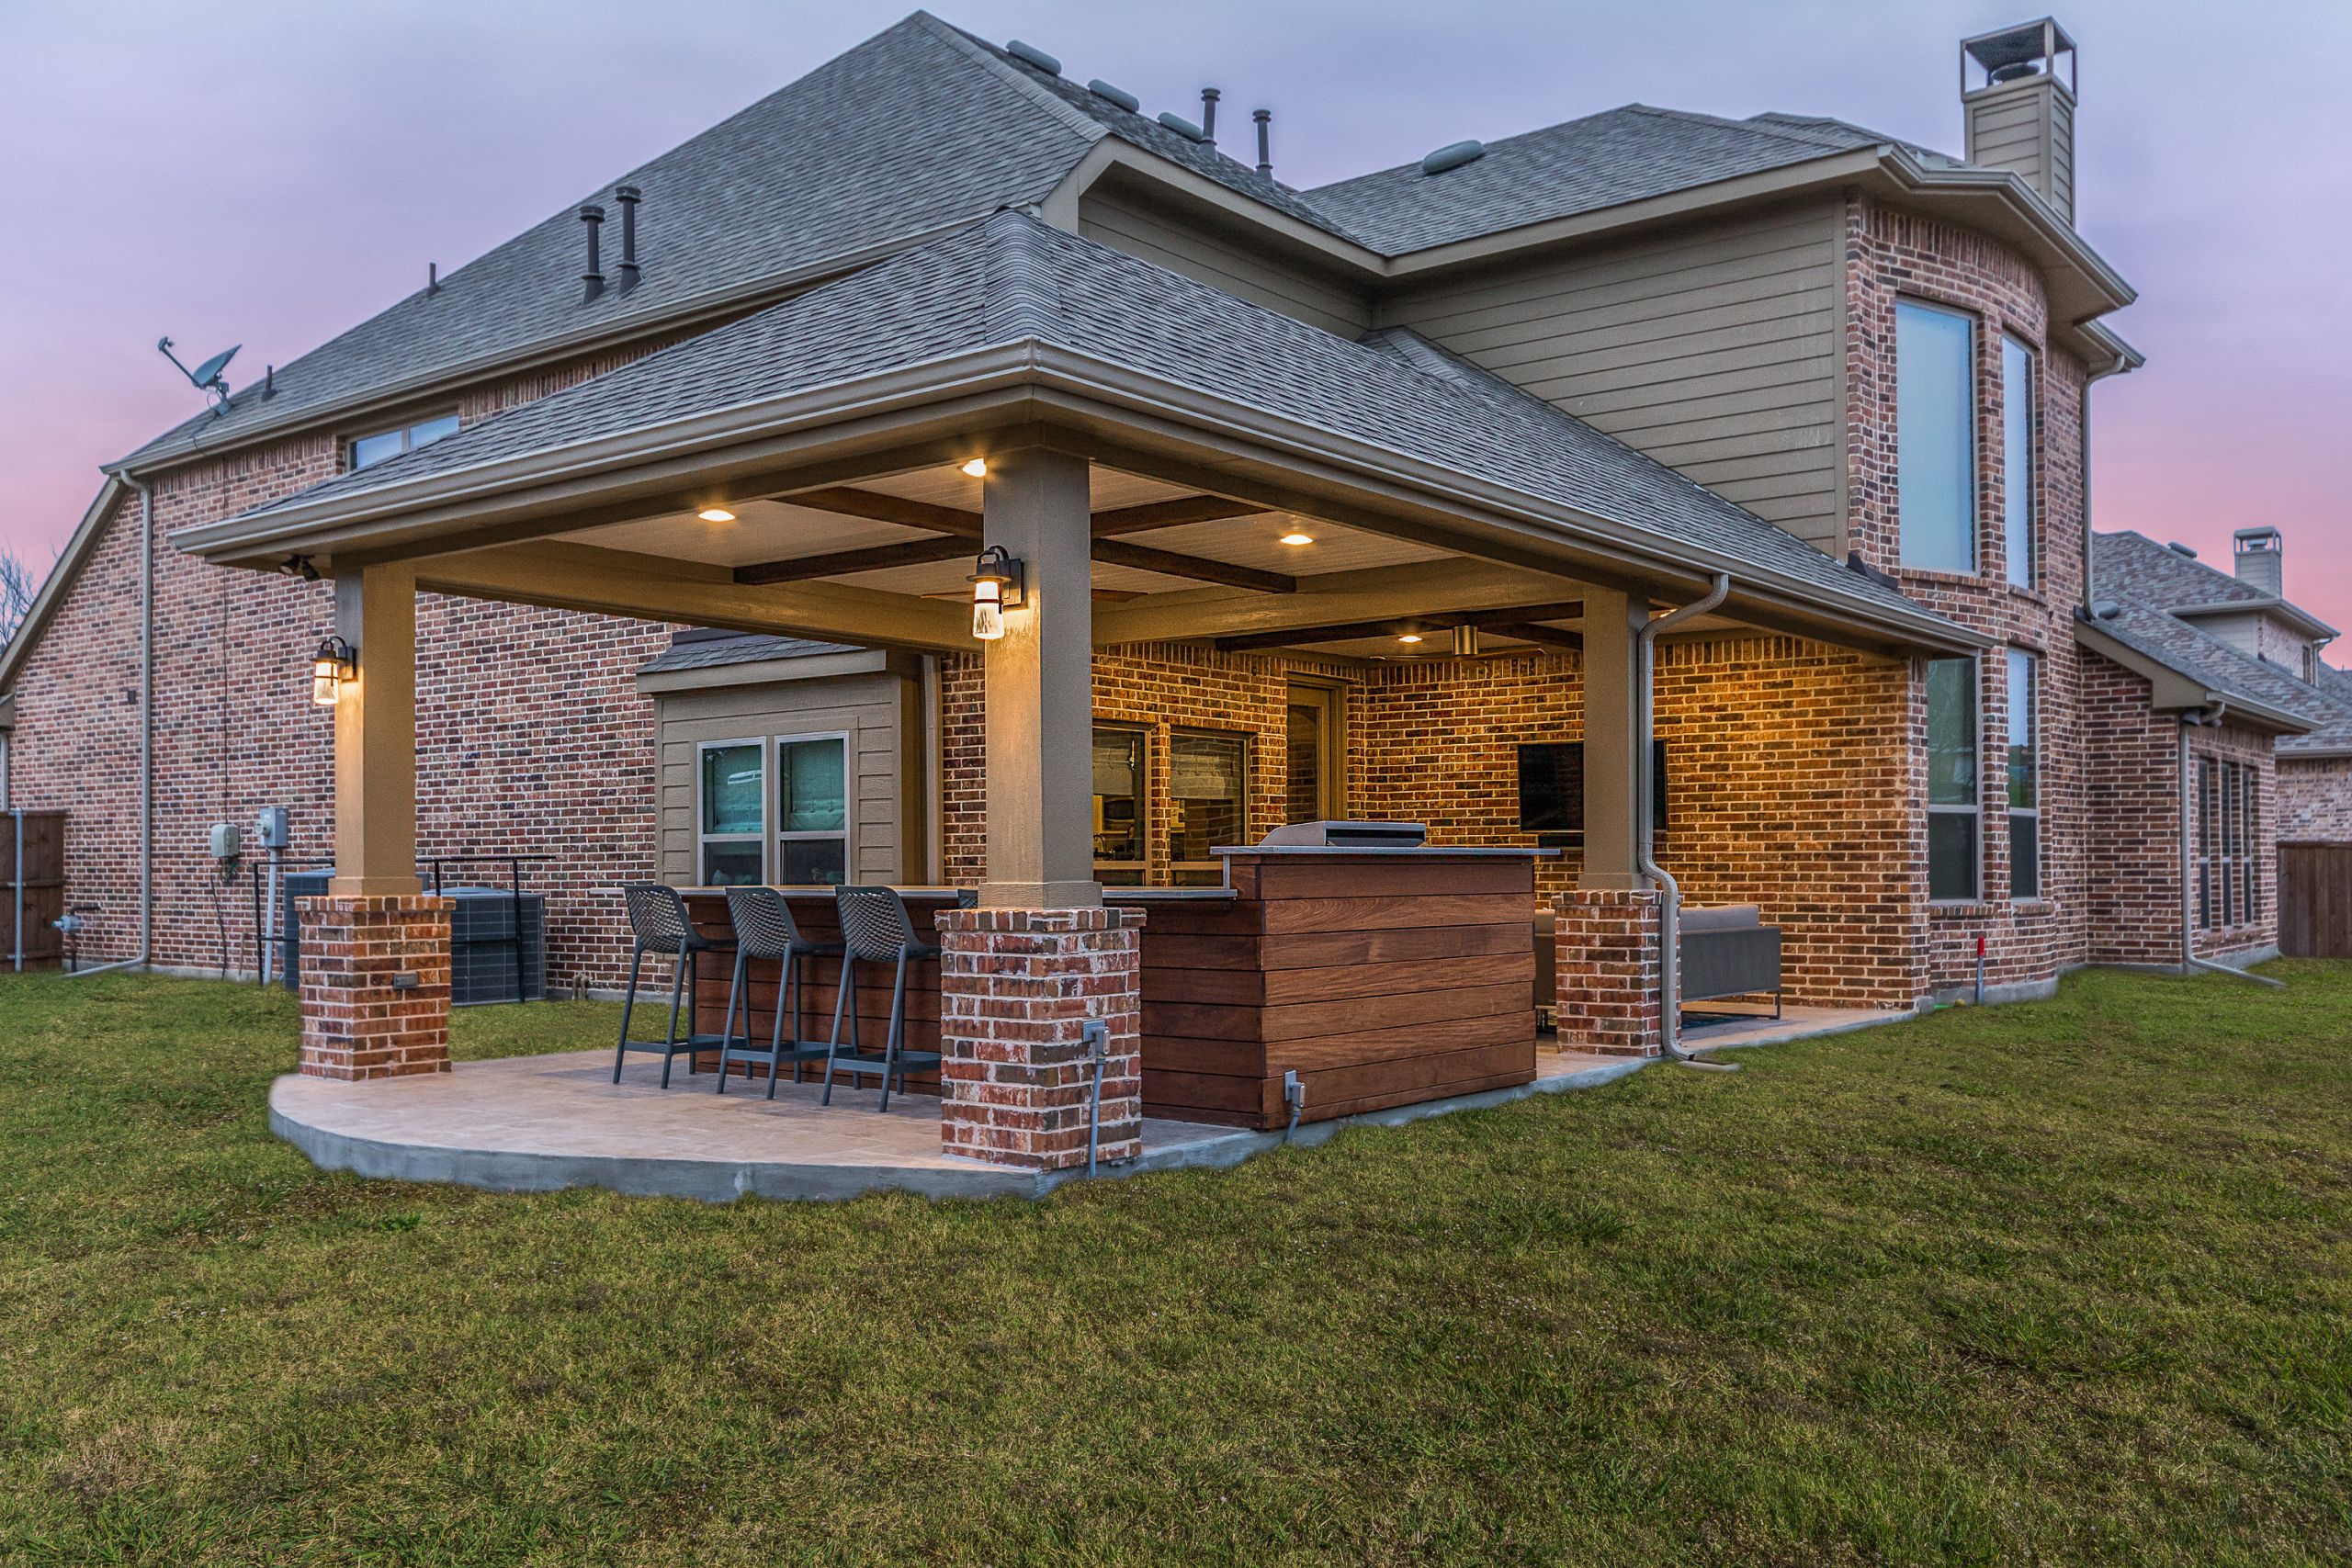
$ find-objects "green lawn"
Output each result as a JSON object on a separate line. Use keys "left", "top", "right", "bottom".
{"left": 1, "top": 966, "right": 2347, "bottom": 1565}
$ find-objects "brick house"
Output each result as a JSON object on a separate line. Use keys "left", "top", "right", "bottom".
{"left": 0, "top": 14, "right": 2313, "bottom": 1137}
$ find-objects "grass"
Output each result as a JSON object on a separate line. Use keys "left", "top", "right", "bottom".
{"left": 0, "top": 965, "right": 2347, "bottom": 1565}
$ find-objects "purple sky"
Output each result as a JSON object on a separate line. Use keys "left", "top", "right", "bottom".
{"left": 5, "top": 1, "right": 2346, "bottom": 630}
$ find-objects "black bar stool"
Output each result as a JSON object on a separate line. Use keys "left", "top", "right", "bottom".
{"left": 718, "top": 887, "right": 844, "bottom": 1098}
{"left": 614, "top": 885, "right": 729, "bottom": 1088}
{"left": 822, "top": 886, "right": 945, "bottom": 1112}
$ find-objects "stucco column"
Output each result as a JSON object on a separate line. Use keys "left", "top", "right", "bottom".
{"left": 1579, "top": 586, "right": 1651, "bottom": 891}
{"left": 330, "top": 561, "right": 420, "bottom": 897}
{"left": 978, "top": 446, "right": 1100, "bottom": 908}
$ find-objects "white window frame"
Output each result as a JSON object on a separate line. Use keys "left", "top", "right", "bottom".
{"left": 695, "top": 737, "right": 768, "bottom": 886}
{"left": 1896, "top": 299, "right": 1980, "bottom": 576}
{"left": 2006, "top": 649, "right": 2041, "bottom": 899}
{"left": 2002, "top": 334, "right": 2038, "bottom": 590}
{"left": 2197, "top": 757, "right": 2261, "bottom": 931}
{"left": 1927, "top": 655, "right": 1982, "bottom": 904}
{"left": 348, "top": 411, "right": 460, "bottom": 472}
{"left": 772, "top": 729, "right": 854, "bottom": 886}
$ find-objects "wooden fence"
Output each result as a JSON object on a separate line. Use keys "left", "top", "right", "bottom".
{"left": 2279, "top": 841, "right": 2352, "bottom": 958}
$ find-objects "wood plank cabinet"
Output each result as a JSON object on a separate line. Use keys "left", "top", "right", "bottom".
{"left": 1118, "top": 851, "right": 1541, "bottom": 1129}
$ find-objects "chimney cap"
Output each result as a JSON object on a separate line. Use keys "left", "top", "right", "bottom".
{"left": 578, "top": 202, "right": 605, "bottom": 221}
{"left": 2233, "top": 525, "right": 2283, "bottom": 546}
{"left": 1962, "top": 17, "right": 2076, "bottom": 95}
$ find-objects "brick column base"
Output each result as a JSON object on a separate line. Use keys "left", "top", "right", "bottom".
{"left": 933, "top": 906, "right": 1144, "bottom": 1170}
{"left": 297, "top": 895, "right": 454, "bottom": 1080}
{"left": 1555, "top": 888, "right": 1664, "bottom": 1057}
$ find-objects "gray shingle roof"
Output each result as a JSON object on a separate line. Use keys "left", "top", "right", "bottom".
{"left": 639, "top": 632, "right": 850, "bottom": 675}
{"left": 2089, "top": 599, "right": 2352, "bottom": 750}
{"left": 119, "top": 13, "right": 1100, "bottom": 470}
{"left": 2094, "top": 531, "right": 2270, "bottom": 609}
{"left": 1303, "top": 106, "right": 1888, "bottom": 255}
{"left": 241, "top": 209, "right": 1954, "bottom": 637}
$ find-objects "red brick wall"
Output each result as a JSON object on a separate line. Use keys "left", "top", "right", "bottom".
{"left": 2279, "top": 757, "right": 2352, "bottom": 844}
{"left": 944, "top": 634, "right": 1926, "bottom": 1010}
{"left": 6, "top": 347, "right": 675, "bottom": 992}
{"left": 1844, "top": 195, "right": 2104, "bottom": 995}
{"left": 2188, "top": 721, "right": 2280, "bottom": 960}
{"left": 2079, "top": 654, "right": 2185, "bottom": 966}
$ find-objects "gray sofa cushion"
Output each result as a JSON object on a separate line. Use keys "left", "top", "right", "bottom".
{"left": 1679, "top": 903, "right": 1761, "bottom": 933}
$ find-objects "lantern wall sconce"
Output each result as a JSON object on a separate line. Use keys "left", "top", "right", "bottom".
{"left": 968, "top": 545, "right": 1025, "bottom": 640}
{"left": 311, "top": 635, "right": 356, "bottom": 706}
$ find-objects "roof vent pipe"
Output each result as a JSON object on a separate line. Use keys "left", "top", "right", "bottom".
{"left": 1254, "top": 108, "right": 1272, "bottom": 176}
{"left": 578, "top": 203, "right": 605, "bottom": 304}
{"left": 1199, "top": 86, "right": 1220, "bottom": 143}
{"left": 615, "top": 186, "right": 642, "bottom": 292}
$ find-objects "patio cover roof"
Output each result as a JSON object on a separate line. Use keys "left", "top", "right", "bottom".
{"left": 181, "top": 209, "right": 1979, "bottom": 658}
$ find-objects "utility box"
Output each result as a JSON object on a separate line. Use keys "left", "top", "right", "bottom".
{"left": 209, "top": 822, "right": 243, "bottom": 861}
{"left": 253, "top": 807, "right": 290, "bottom": 851}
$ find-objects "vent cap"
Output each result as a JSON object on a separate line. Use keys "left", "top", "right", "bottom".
{"left": 1004, "top": 39, "right": 1061, "bottom": 74}
{"left": 1086, "top": 78, "right": 1139, "bottom": 113}
{"left": 1420, "top": 140, "right": 1485, "bottom": 175}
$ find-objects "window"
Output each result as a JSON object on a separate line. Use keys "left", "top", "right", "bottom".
{"left": 775, "top": 734, "right": 848, "bottom": 885}
{"left": 349, "top": 412, "right": 460, "bottom": 471}
{"left": 1927, "top": 657, "right": 1980, "bottom": 901}
{"left": 1284, "top": 684, "right": 1341, "bottom": 825}
{"left": 697, "top": 740, "right": 765, "bottom": 886}
{"left": 1170, "top": 730, "right": 1248, "bottom": 886}
{"left": 2002, "top": 334, "right": 2036, "bottom": 589}
{"left": 694, "top": 733, "right": 849, "bottom": 887}
{"left": 2006, "top": 650, "right": 2040, "bottom": 898}
{"left": 2198, "top": 758, "right": 2260, "bottom": 930}
{"left": 1092, "top": 725, "right": 1147, "bottom": 886}
{"left": 1897, "top": 300, "right": 1977, "bottom": 574}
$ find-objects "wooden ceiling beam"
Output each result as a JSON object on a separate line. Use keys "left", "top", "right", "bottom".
{"left": 1212, "top": 599, "right": 1585, "bottom": 653}
{"left": 734, "top": 536, "right": 973, "bottom": 586}
{"left": 774, "top": 485, "right": 1294, "bottom": 592}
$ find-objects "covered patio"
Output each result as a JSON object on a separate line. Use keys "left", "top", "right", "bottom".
{"left": 179, "top": 210, "right": 1978, "bottom": 1176}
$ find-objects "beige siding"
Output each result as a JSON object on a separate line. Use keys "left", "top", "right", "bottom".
{"left": 653, "top": 671, "right": 916, "bottom": 885}
{"left": 1079, "top": 186, "right": 1372, "bottom": 337}
{"left": 1380, "top": 201, "right": 1846, "bottom": 550}
{"left": 1967, "top": 82, "right": 2074, "bottom": 223}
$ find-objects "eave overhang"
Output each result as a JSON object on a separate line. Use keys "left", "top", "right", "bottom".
{"left": 175, "top": 342, "right": 1986, "bottom": 660}
{"left": 2170, "top": 596, "right": 2341, "bottom": 643}
{"left": 2075, "top": 618, "right": 2317, "bottom": 736}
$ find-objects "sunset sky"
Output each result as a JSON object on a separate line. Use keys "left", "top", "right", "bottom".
{"left": 3, "top": 0, "right": 2346, "bottom": 631}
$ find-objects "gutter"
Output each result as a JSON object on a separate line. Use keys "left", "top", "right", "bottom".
{"left": 1637, "top": 573, "right": 1737, "bottom": 1068}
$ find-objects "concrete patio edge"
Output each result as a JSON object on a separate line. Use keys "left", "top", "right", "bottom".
{"left": 268, "top": 1053, "right": 1660, "bottom": 1204}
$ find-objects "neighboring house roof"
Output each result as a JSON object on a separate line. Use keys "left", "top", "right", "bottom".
{"left": 224, "top": 209, "right": 1965, "bottom": 646}
{"left": 2096, "top": 530, "right": 2275, "bottom": 609}
{"left": 2080, "top": 599, "right": 2340, "bottom": 743}
{"left": 1306, "top": 106, "right": 1885, "bottom": 254}
{"left": 115, "top": 13, "right": 1105, "bottom": 473}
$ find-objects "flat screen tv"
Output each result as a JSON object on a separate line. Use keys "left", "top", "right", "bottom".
{"left": 1516, "top": 740, "right": 1668, "bottom": 839}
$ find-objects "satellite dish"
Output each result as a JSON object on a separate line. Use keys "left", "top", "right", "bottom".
{"left": 156, "top": 336, "right": 241, "bottom": 417}
{"left": 190, "top": 345, "right": 239, "bottom": 389}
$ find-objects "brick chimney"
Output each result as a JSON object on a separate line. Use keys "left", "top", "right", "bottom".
{"left": 2232, "top": 526, "right": 2285, "bottom": 598}
{"left": 1962, "top": 19, "right": 2078, "bottom": 225}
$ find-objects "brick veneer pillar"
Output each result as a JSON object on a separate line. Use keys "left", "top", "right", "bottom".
{"left": 933, "top": 906, "right": 1144, "bottom": 1170}
{"left": 1554, "top": 888, "right": 1665, "bottom": 1057}
{"left": 296, "top": 894, "right": 454, "bottom": 1080}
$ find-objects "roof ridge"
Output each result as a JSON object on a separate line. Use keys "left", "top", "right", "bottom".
{"left": 1622, "top": 102, "right": 1874, "bottom": 153}
{"left": 913, "top": 12, "right": 1110, "bottom": 145}
{"left": 980, "top": 208, "right": 1065, "bottom": 341}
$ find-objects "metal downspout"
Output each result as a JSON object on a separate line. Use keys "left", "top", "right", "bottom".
{"left": 1637, "top": 573, "right": 1735, "bottom": 1068}
{"left": 68, "top": 475, "right": 153, "bottom": 978}
{"left": 2177, "top": 707, "right": 2285, "bottom": 988}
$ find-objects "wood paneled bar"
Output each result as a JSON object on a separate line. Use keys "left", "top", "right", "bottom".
{"left": 1125, "top": 849, "right": 1545, "bottom": 1128}
{"left": 682, "top": 846, "right": 1546, "bottom": 1128}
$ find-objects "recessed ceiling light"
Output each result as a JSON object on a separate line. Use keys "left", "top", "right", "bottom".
{"left": 1279, "top": 531, "right": 1316, "bottom": 547}
{"left": 1396, "top": 633, "right": 1423, "bottom": 644}
{"left": 697, "top": 508, "right": 736, "bottom": 523}
{"left": 960, "top": 457, "right": 989, "bottom": 478}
